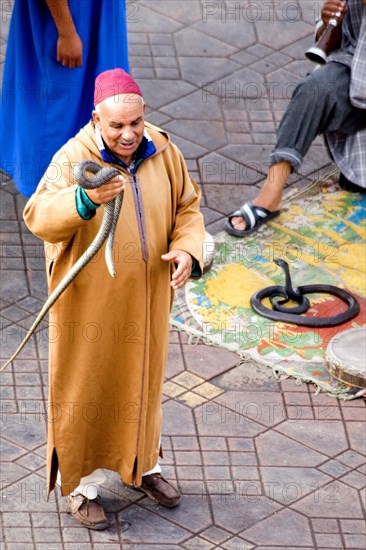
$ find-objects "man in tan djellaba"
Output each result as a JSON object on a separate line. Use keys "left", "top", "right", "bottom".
{"left": 23, "top": 68, "right": 206, "bottom": 530}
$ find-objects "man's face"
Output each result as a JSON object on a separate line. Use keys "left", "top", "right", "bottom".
{"left": 93, "top": 94, "right": 145, "bottom": 165}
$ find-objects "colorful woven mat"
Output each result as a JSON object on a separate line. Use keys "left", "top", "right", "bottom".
{"left": 171, "top": 181, "right": 366, "bottom": 399}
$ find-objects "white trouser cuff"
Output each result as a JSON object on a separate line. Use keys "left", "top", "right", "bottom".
{"left": 142, "top": 462, "right": 162, "bottom": 476}
{"left": 57, "top": 461, "right": 162, "bottom": 498}
{"left": 57, "top": 468, "right": 107, "bottom": 499}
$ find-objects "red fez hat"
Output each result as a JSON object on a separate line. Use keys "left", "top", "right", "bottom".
{"left": 94, "top": 68, "right": 142, "bottom": 106}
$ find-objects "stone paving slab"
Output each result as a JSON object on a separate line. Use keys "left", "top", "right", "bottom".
{"left": 1, "top": 1, "right": 366, "bottom": 549}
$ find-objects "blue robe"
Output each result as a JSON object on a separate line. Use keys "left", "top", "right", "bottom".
{"left": 0, "top": 0, "right": 129, "bottom": 197}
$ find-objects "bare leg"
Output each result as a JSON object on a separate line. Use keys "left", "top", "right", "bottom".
{"left": 231, "top": 161, "right": 291, "bottom": 231}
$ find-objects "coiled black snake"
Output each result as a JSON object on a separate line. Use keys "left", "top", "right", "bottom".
{"left": 251, "top": 258, "right": 360, "bottom": 327}
{"left": 1, "top": 160, "right": 123, "bottom": 372}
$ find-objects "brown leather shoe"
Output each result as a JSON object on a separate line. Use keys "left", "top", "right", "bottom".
{"left": 66, "top": 493, "right": 109, "bottom": 530}
{"left": 139, "top": 474, "right": 180, "bottom": 508}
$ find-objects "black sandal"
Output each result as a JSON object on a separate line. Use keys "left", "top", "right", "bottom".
{"left": 225, "top": 201, "right": 280, "bottom": 237}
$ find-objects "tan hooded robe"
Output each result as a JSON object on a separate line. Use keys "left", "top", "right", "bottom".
{"left": 23, "top": 121, "right": 205, "bottom": 496}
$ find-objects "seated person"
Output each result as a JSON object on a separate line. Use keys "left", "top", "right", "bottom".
{"left": 225, "top": 0, "right": 366, "bottom": 238}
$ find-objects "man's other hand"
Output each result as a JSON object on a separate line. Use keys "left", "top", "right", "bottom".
{"left": 161, "top": 250, "right": 193, "bottom": 289}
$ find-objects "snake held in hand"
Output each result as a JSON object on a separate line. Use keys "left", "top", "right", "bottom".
{"left": 1, "top": 160, "right": 123, "bottom": 372}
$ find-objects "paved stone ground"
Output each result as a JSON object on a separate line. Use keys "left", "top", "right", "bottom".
{"left": 1, "top": 1, "right": 365, "bottom": 549}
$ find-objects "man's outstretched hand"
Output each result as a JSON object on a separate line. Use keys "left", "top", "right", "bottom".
{"left": 161, "top": 250, "right": 193, "bottom": 289}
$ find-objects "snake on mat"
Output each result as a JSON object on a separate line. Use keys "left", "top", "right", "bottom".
{"left": 250, "top": 258, "right": 360, "bottom": 327}
{"left": 1, "top": 160, "right": 123, "bottom": 372}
